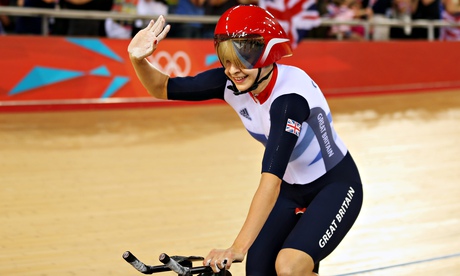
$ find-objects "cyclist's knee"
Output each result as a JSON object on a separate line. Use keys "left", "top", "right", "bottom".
{"left": 275, "top": 248, "right": 316, "bottom": 276}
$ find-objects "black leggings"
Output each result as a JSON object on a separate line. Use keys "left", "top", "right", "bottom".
{"left": 246, "top": 153, "right": 363, "bottom": 276}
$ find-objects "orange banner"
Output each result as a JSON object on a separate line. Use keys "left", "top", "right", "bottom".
{"left": 0, "top": 36, "right": 459, "bottom": 110}
{"left": 0, "top": 36, "right": 218, "bottom": 104}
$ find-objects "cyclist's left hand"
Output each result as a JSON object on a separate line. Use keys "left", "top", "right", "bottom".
{"left": 204, "top": 247, "right": 245, "bottom": 273}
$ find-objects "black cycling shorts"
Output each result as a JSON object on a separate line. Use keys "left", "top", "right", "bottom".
{"left": 246, "top": 152, "right": 363, "bottom": 276}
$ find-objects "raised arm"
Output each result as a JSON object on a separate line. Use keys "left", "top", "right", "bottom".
{"left": 127, "top": 16, "right": 171, "bottom": 100}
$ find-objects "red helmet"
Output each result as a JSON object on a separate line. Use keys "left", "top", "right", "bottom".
{"left": 214, "top": 5, "right": 293, "bottom": 69}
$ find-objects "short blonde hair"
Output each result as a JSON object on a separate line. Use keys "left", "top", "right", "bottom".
{"left": 216, "top": 40, "right": 246, "bottom": 69}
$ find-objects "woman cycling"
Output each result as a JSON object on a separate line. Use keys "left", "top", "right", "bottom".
{"left": 127, "top": 5, "right": 363, "bottom": 275}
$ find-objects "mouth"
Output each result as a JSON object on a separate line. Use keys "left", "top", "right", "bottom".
{"left": 233, "top": 75, "right": 248, "bottom": 84}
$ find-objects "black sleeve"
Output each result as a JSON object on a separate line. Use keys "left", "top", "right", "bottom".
{"left": 262, "top": 94, "right": 310, "bottom": 179}
{"left": 167, "top": 67, "right": 227, "bottom": 101}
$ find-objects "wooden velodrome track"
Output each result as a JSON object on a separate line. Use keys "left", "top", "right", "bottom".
{"left": 1, "top": 88, "right": 459, "bottom": 276}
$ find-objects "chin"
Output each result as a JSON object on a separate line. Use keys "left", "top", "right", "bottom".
{"left": 235, "top": 85, "right": 250, "bottom": 92}
{"left": 236, "top": 80, "right": 253, "bottom": 90}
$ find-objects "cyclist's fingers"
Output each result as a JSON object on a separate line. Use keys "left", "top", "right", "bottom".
{"left": 217, "top": 258, "right": 227, "bottom": 269}
{"left": 204, "top": 258, "right": 220, "bottom": 273}
{"left": 204, "top": 249, "right": 216, "bottom": 266}
{"left": 213, "top": 260, "right": 221, "bottom": 273}
{"left": 223, "top": 258, "right": 232, "bottom": 270}
{"left": 215, "top": 258, "right": 232, "bottom": 271}
{"left": 204, "top": 249, "right": 233, "bottom": 271}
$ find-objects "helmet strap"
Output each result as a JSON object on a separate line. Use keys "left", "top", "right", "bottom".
{"left": 227, "top": 66, "right": 274, "bottom": 96}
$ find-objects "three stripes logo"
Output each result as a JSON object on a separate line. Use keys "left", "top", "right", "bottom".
{"left": 239, "top": 108, "right": 252, "bottom": 121}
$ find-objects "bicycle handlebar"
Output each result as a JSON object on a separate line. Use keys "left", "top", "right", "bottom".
{"left": 123, "top": 250, "right": 232, "bottom": 275}
{"left": 159, "top": 253, "right": 190, "bottom": 275}
{"left": 123, "top": 251, "right": 170, "bottom": 274}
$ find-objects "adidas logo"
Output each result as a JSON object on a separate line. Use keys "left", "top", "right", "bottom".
{"left": 239, "top": 108, "right": 252, "bottom": 121}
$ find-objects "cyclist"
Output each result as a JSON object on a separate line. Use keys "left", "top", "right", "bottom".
{"left": 127, "top": 5, "right": 364, "bottom": 276}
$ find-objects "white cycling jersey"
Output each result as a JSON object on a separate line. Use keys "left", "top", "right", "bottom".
{"left": 224, "top": 64, "right": 348, "bottom": 184}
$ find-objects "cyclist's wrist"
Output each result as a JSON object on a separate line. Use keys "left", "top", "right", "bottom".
{"left": 230, "top": 243, "right": 248, "bottom": 258}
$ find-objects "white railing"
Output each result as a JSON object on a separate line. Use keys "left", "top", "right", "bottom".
{"left": 1, "top": 6, "right": 459, "bottom": 40}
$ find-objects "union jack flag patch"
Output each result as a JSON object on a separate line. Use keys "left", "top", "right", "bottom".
{"left": 285, "top": 118, "right": 302, "bottom": 137}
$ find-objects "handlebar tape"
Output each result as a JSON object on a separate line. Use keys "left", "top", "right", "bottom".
{"left": 159, "top": 253, "right": 190, "bottom": 275}
{"left": 123, "top": 251, "right": 152, "bottom": 274}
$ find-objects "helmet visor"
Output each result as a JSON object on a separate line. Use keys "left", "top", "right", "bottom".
{"left": 215, "top": 35, "right": 265, "bottom": 69}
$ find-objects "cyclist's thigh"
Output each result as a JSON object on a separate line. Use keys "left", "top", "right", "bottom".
{"left": 246, "top": 193, "right": 298, "bottom": 276}
{"left": 283, "top": 180, "right": 363, "bottom": 263}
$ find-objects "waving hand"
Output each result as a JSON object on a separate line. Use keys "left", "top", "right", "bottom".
{"left": 128, "top": 16, "right": 171, "bottom": 60}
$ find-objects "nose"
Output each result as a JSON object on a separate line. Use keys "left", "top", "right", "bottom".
{"left": 225, "top": 61, "right": 242, "bottom": 74}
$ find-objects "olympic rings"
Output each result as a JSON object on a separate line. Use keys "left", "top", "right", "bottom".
{"left": 148, "top": 50, "right": 191, "bottom": 77}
